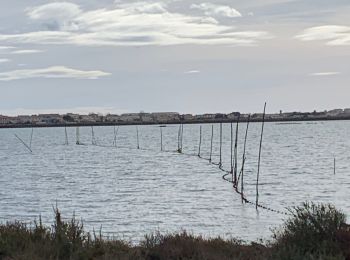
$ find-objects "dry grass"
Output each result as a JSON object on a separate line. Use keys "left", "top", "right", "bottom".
{"left": 0, "top": 203, "right": 350, "bottom": 260}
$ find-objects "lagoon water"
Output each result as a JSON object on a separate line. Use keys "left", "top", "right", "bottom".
{"left": 0, "top": 121, "right": 350, "bottom": 242}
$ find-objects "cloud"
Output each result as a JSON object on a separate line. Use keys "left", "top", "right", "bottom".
{"left": 0, "top": 66, "right": 110, "bottom": 81}
{"left": 296, "top": 25, "right": 350, "bottom": 46}
{"left": 11, "top": 49, "right": 44, "bottom": 54}
{"left": 0, "top": 2, "right": 269, "bottom": 47}
{"left": 0, "top": 58, "right": 10, "bottom": 63}
{"left": 190, "top": 3, "right": 242, "bottom": 18}
{"left": 309, "top": 72, "right": 340, "bottom": 76}
{"left": 0, "top": 46, "right": 16, "bottom": 50}
{"left": 185, "top": 70, "right": 200, "bottom": 74}
{"left": 26, "top": 2, "right": 82, "bottom": 31}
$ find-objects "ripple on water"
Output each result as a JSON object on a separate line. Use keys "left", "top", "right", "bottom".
{"left": 0, "top": 121, "right": 350, "bottom": 242}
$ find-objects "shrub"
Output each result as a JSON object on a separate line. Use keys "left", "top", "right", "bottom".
{"left": 271, "top": 202, "right": 347, "bottom": 259}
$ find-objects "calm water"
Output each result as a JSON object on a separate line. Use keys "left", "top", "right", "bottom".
{"left": 0, "top": 121, "right": 349, "bottom": 242}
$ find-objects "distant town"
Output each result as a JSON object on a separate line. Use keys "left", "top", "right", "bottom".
{"left": 1, "top": 108, "right": 350, "bottom": 128}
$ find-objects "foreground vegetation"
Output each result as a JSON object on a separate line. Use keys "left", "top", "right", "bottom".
{"left": 0, "top": 202, "right": 350, "bottom": 260}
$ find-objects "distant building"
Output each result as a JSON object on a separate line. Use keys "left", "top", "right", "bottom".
{"left": 17, "top": 115, "right": 32, "bottom": 124}
{"left": 105, "top": 114, "right": 121, "bottom": 123}
{"left": 327, "top": 109, "right": 343, "bottom": 116}
{"left": 343, "top": 108, "right": 350, "bottom": 114}
{"left": 195, "top": 114, "right": 216, "bottom": 120}
{"left": 38, "top": 114, "right": 63, "bottom": 124}
{"left": 0, "top": 115, "right": 10, "bottom": 124}
{"left": 120, "top": 113, "right": 141, "bottom": 122}
{"left": 227, "top": 112, "right": 240, "bottom": 120}
{"left": 140, "top": 113, "right": 153, "bottom": 122}
{"left": 152, "top": 112, "right": 179, "bottom": 122}
{"left": 182, "top": 114, "right": 194, "bottom": 121}
{"left": 80, "top": 115, "right": 97, "bottom": 123}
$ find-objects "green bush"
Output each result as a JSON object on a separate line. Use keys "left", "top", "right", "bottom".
{"left": 271, "top": 202, "right": 347, "bottom": 259}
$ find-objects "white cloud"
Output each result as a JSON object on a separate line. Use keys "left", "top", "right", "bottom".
{"left": 11, "top": 49, "right": 44, "bottom": 54}
{"left": 26, "top": 2, "right": 82, "bottom": 30}
{"left": 190, "top": 3, "right": 242, "bottom": 18}
{"left": 309, "top": 72, "right": 340, "bottom": 76}
{"left": 185, "top": 70, "right": 200, "bottom": 74}
{"left": 0, "top": 66, "right": 110, "bottom": 81}
{"left": 0, "top": 2, "right": 269, "bottom": 47}
{"left": 0, "top": 46, "right": 16, "bottom": 50}
{"left": 0, "top": 58, "right": 10, "bottom": 63}
{"left": 296, "top": 25, "right": 350, "bottom": 46}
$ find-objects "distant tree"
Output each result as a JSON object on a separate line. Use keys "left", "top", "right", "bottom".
{"left": 63, "top": 115, "right": 74, "bottom": 122}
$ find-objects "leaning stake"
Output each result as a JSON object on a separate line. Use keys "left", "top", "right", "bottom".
{"left": 234, "top": 115, "right": 240, "bottom": 186}
{"left": 241, "top": 115, "right": 250, "bottom": 203}
{"left": 256, "top": 102, "right": 267, "bottom": 209}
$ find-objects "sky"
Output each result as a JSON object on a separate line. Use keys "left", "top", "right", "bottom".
{"left": 0, "top": 0, "right": 349, "bottom": 116}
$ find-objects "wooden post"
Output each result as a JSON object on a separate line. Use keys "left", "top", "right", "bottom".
{"left": 241, "top": 115, "right": 250, "bottom": 203}
{"left": 76, "top": 127, "right": 80, "bottom": 145}
{"left": 29, "top": 127, "right": 34, "bottom": 149}
{"left": 219, "top": 122, "right": 222, "bottom": 168}
{"left": 256, "top": 102, "right": 266, "bottom": 209}
{"left": 198, "top": 125, "right": 202, "bottom": 157}
{"left": 14, "top": 134, "right": 33, "bottom": 153}
{"left": 64, "top": 125, "right": 69, "bottom": 145}
{"left": 136, "top": 126, "right": 140, "bottom": 149}
{"left": 113, "top": 126, "right": 117, "bottom": 147}
{"left": 91, "top": 126, "right": 96, "bottom": 145}
{"left": 177, "top": 125, "right": 180, "bottom": 153}
{"left": 209, "top": 124, "right": 214, "bottom": 162}
{"left": 160, "top": 127, "right": 163, "bottom": 151}
{"left": 230, "top": 122, "right": 233, "bottom": 182}
{"left": 234, "top": 116, "right": 240, "bottom": 186}
{"left": 180, "top": 124, "right": 184, "bottom": 153}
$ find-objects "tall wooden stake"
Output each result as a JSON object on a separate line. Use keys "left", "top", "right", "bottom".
{"left": 230, "top": 122, "right": 233, "bottom": 182}
{"left": 209, "top": 124, "right": 214, "bottom": 162}
{"left": 234, "top": 116, "right": 240, "bottom": 186}
{"left": 180, "top": 124, "right": 184, "bottom": 153}
{"left": 64, "top": 125, "right": 69, "bottom": 145}
{"left": 219, "top": 122, "right": 222, "bottom": 168}
{"left": 198, "top": 125, "right": 202, "bottom": 157}
{"left": 160, "top": 127, "right": 163, "bottom": 151}
{"left": 177, "top": 124, "right": 181, "bottom": 153}
{"left": 29, "top": 127, "right": 34, "bottom": 149}
{"left": 76, "top": 127, "right": 80, "bottom": 145}
{"left": 113, "top": 126, "right": 119, "bottom": 147}
{"left": 241, "top": 115, "right": 250, "bottom": 203}
{"left": 256, "top": 102, "right": 266, "bottom": 209}
{"left": 91, "top": 126, "right": 96, "bottom": 145}
{"left": 136, "top": 126, "right": 140, "bottom": 149}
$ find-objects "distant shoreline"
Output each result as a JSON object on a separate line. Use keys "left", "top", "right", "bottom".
{"left": 1, "top": 116, "right": 350, "bottom": 129}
